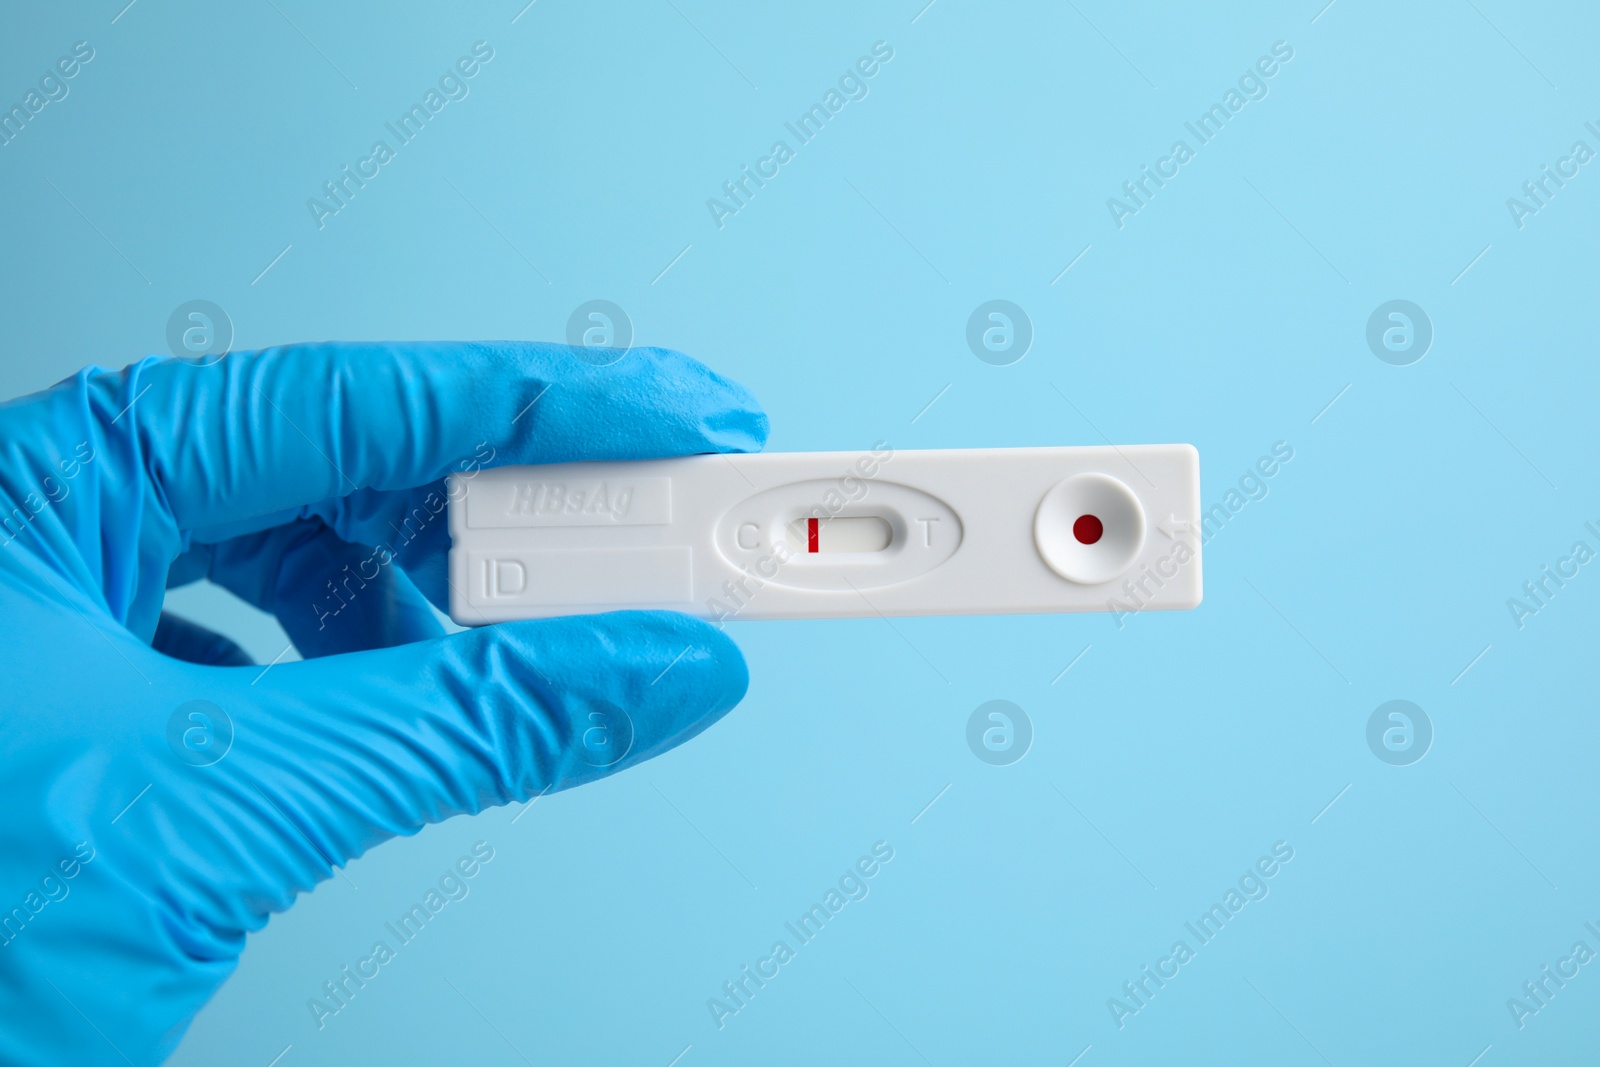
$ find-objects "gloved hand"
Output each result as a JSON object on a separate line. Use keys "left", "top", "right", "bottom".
{"left": 0, "top": 341, "right": 768, "bottom": 1064}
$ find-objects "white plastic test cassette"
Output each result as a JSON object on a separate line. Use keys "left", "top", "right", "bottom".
{"left": 447, "top": 445, "right": 1201, "bottom": 623}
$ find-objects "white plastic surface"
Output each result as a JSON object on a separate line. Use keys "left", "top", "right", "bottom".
{"left": 447, "top": 444, "right": 1202, "bottom": 623}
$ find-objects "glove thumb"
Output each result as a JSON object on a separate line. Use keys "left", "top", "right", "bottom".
{"left": 223, "top": 611, "right": 746, "bottom": 908}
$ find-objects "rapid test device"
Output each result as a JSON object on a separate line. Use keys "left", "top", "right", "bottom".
{"left": 447, "top": 445, "right": 1202, "bottom": 623}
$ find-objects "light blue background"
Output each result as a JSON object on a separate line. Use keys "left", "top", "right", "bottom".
{"left": 4, "top": 0, "right": 1598, "bottom": 1063}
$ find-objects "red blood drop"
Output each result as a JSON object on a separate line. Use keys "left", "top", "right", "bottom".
{"left": 1073, "top": 514, "right": 1104, "bottom": 545}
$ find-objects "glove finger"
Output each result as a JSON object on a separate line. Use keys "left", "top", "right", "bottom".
{"left": 201, "top": 520, "right": 444, "bottom": 657}
{"left": 151, "top": 611, "right": 255, "bottom": 665}
{"left": 190, "top": 480, "right": 457, "bottom": 611}
{"left": 166, "top": 545, "right": 210, "bottom": 588}
{"left": 220, "top": 611, "right": 745, "bottom": 902}
{"left": 93, "top": 341, "right": 766, "bottom": 541}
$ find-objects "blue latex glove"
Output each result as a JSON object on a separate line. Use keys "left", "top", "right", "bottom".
{"left": 0, "top": 341, "right": 767, "bottom": 1064}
